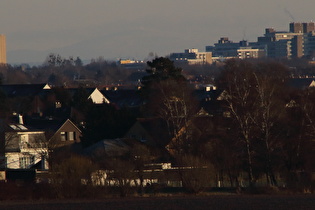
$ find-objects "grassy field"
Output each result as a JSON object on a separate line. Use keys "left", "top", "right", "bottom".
{"left": 0, "top": 195, "right": 315, "bottom": 210}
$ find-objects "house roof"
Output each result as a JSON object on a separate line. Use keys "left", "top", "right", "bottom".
{"left": 101, "top": 89, "right": 144, "bottom": 108}
{"left": 193, "top": 89, "right": 225, "bottom": 116}
{"left": 66, "top": 87, "right": 98, "bottom": 97}
{"left": 5, "top": 123, "right": 43, "bottom": 132}
{"left": 135, "top": 118, "right": 171, "bottom": 147}
{"left": 0, "top": 83, "right": 50, "bottom": 98}
{"left": 84, "top": 138, "right": 131, "bottom": 158}
{"left": 66, "top": 87, "right": 109, "bottom": 104}
{"left": 25, "top": 119, "right": 67, "bottom": 131}
{"left": 25, "top": 118, "right": 81, "bottom": 134}
{"left": 287, "top": 78, "right": 315, "bottom": 90}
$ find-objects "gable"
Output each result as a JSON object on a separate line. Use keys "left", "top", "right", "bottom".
{"left": 124, "top": 121, "right": 153, "bottom": 144}
{"left": 43, "top": 84, "right": 51, "bottom": 89}
{"left": 309, "top": 80, "right": 315, "bottom": 88}
{"left": 57, "top": 119, "right": 82, "bottom": 134}
{"left": 49, "top": 119, "right": 81, "bottom": 144}
{"left": 88, "top": 88, "right": 110, "bottom": 104}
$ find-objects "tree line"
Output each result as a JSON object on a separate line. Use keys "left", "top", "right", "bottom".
{"left": 0, "top": 53, "right": 145, "bottom": 87}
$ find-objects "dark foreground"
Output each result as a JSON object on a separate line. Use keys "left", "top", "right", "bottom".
{"left": 0, "top": 195, "right": 315, "bottom": 210}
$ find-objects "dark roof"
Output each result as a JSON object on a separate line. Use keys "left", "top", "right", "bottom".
{"left": 66, "top": 87, "right": 98, "bottom": 97}
{"left": 0, "top": 84, "right": 50, "bottom": 98}
{"left": 24, "top": 118, "right": 67, "bottom": 132}
{"left": 25, "top": 118, "right": 80, "bottom": 133}
{"left": 287, "top": 78, "right": 315, "bottom": 90}
{"left": 136, "top": 118, "right": 171, "bottom": 147}
{"left": 84, "top": 138, "right": 131, "bottom": 158}
{"left": 193, "top": 89, "right": 225, "bottom": 116}
{"left": 5, "top": 123, "right": 42, "bottom": 132}
{"left": 102, "top": 89, "right": 144, "bottom": 108}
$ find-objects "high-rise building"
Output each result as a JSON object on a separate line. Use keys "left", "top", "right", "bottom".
{"left": 0, "top": 34, "right": 6, "bottom": 64}
{"left": 290, "top": 22, "right": 315, "bottom": 33}
{"left": 205, "top": 22, "right": 315, "bottom": 61}
{"left": 290, "top": 22, "right": 304, "bottom": 33}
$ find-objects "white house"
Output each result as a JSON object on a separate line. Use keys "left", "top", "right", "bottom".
{"left": 0, "top": 120, "right": 48, "bottom": 170}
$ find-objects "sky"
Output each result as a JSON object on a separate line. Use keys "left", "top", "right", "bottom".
{"left": 1, "top": 0, "right": 314, "bottom": 64}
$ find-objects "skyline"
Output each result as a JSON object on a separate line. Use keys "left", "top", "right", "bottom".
{"left": 1, "top": 0, "right": 314, "bottom": 64}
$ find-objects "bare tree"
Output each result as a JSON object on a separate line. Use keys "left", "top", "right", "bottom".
{"left": 154, "top": 80, "right": 197, "bottom": 154}
{"left": 220, "top": 60, "right": 259, "bottom": 187}
{"left": 252, "top": 64, "right": 288, "bottom": 186}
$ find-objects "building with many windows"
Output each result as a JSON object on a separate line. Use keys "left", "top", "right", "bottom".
{"left": 206, "top": 38, "right": 266, "bottom": 60}
{"left": 304, "top": 31, "right": 315, "bottom": 59}
{"left": 205, "top": 22, "right": 315, "bottom": 60}
{"left": 169, "top": 48, "right": 212, "bottom": 65}
{"left": 237, "top": 48, "right": 266, "bottom": 59}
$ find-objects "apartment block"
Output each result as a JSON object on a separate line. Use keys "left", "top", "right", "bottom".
{"left": 170, "top": 48, "right": 212, "bottom": 65}
{"left": 205, "top": 22, "right": 315, "bottom": 60}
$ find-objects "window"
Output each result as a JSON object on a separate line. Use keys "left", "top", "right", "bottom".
{"left": 68, "top": 132, "right": 75, "bottom": 141}
{"left": 55, "top": 101, "right": 62, "bottom": 108}
{"left": 19, "top": 156, "right": 35, "bottom": 169}
{"left": 60, "top": 132, "right": 67, "bottom": 141}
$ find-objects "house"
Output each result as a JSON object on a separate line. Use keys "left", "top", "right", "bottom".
{"left": 101, "top": 89, "right": 144, "bottom": 109}
{"left": 124, "top": 118, "right": 171, "bottom": 148}
{"left": 0, "top": 119, "right": 48, "bottom": 170}
{"left": 193, "top": 88, "right": 225, "bottom": 116}
{"left": 0, "top": 83, "right": 53, "bottom": 117}
{"left": 25, "top": 118, "right": 82, "bottom": 148}
{"left": 0, "top": 84, "right": 51, "bottom": 97}
{"left": 87, "top": 88, "right": 110, "bottom": 104}
{"left": 67, "top": 87, "right": 110, "bottom": 104}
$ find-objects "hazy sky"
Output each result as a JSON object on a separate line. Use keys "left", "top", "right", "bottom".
{"left": 1, "top": 0, "right": 314, "bottom": 64}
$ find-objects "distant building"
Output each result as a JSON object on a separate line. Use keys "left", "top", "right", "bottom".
{"left": 207, "top": 37, "right": 241, "bottom": 57}
{"left": 0, "top": 34, "right": 6, "bottom": 64}
{"left": 237, "top": 48, "right": 266, "bottom": 59}
{"left": 169, "top": 48, "right": 212, "bottom": 65}
{"left": 205, "top": 22, "right": 315, "bottom": 60}
{"left": 258, "top": 28, "right": 304, "bottom": 58}
{"left": 206, "top": 38, "right": 266, "bottom": 60}
{"left": 304, "top": 31, "right": 315, "bottom": 59}
{"left": 257, "top": 22, "right": 315, "bottom": 59}
{"left": 117, "top": 59, "right": 146, "bottom": 69}
{"left": 290, "top": 22, "right": 315, "bottom": 33}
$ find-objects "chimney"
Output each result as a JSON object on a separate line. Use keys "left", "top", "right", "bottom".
{"left": 18, "top": 114, "right": 24, "bottom": 125}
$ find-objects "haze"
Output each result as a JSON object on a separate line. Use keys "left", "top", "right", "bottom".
{"left": 1, "top": 0, "right": 314, "bottom": 64}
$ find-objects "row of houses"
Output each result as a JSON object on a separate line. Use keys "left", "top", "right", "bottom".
{"left": 0, "top": 82, "right": 218, "bottom": 175}
{"left": 1, "top": 78, "right": 315, "bottom": 183}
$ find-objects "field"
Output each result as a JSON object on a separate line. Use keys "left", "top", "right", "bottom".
{"left": 0, "top": 195, "right": 315, "bottom": 210}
